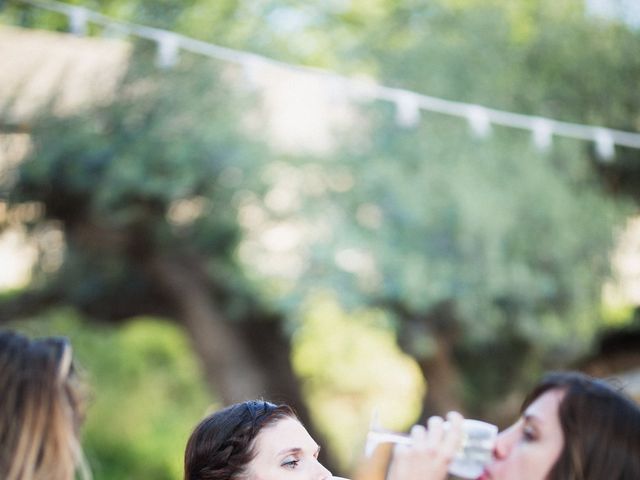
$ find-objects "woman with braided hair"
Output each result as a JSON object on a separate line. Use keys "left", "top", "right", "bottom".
{"left": 184, "top": 400, "right": 333, "bottom": 480}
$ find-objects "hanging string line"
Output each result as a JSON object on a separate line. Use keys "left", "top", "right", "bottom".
{"left": 12, "top": 0, "right": 640, "bottom": 155}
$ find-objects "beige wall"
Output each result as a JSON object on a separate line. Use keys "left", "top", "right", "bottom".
{"left": 0, "top": 25, "right": 130, "bottom": 124}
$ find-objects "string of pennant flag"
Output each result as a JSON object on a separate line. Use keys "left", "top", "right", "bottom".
{"left": 14, "top": 0, "right": 640, "bottom": 161}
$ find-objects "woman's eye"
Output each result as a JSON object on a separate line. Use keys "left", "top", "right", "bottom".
{"left": 523, "top": 427, "right": 537, "bottom": 442}
{"left": 282, "top": 459, "right": 300, "bottom": 469}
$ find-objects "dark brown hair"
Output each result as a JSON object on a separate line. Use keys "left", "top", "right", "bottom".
{"left": 0, "top": 330, "right": 90, "bottom": 480}
{"left": 184, "top": 400, "right": 297, "bottom": 480}
{"left": 521, "top": 371, "right": 640, "bottom": 480}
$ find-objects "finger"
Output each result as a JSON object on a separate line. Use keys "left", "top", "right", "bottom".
{"left": 441, "top": 411, "right": 464, "bottom": 458}
{"left": 410, "top": 424, "right": 429, "bottom": 451}
{"left": 425, "top": 415, "right": 445, "bottom": 450}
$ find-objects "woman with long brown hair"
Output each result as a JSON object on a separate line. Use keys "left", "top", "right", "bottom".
{"left": 480, "top": 371, "right": 640, "bottom": 480}
{"left": 0, "top": 330, "right": 91, "bottom": 480}
{"left": 386, "top": 371, "right": 640, "bottom": 480}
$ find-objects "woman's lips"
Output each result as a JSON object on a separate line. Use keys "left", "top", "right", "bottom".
{"left": 476, "top": 468, "right": 491, "bottom": 480}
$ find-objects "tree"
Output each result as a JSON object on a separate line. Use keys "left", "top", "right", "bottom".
{"left": 261, "top": 0, "right": 639, "bottom": 420}
{"left": 3, "top": 0, "right": 639, "bottom": 435}
{"left": 0, "top": 52, "right": 339, "bottom": 468}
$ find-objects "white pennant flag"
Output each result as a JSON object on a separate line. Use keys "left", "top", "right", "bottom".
{"left": 595, "top": 128, "right": 615, "bottom": 161}
{"left": 69, "top": 7, "right": 89, "bottom": 36}
{"left": 532, "top": 118, "right": 553, "bottom": 151}
{"left": 155, "top": 32, "right": 181, "bottom": 69}
{"left": 395, "top": 92, "right": 421, "bottom": 128}
{"left": 467, "top": 106, "right": 492, "bottom": 138}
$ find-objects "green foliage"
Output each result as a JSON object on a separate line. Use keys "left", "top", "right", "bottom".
{"left": 7, "top": 310, "right": 212, "bottom": 480}
{"left": 1, "top": 0, "right": 330, "bottom": 63}
{"left": 292, "top": 293, "right": 424, "bottom": 468}
{"left": 272, "top": 0, "right": 639, "bottom": 412}
{"left": 11, "top": 62, "right": 253, "bottom": 234}
{"left": 308, "top": 112, "right": 628, "bottom": 342}
{"left": 1, "top": 54, "right": 268, "bottom": 320}
{"left": 315, "top": 117, "right": 627, "bottom": 412}
{"left": 601, "top": 302, "right": 637, "bottom": 328}
{"left": 350, "top": 1, "right": 636, "bottom": 324}
{"left": 3, "top": 0, "right": 639, "bottom": 432}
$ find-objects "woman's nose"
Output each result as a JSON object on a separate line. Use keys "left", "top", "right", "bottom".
{"left": 493, "top": 424, "right": 518, "bottom": 460}
{"left": 315, "top": 459, "right": 332, "bottom": 479}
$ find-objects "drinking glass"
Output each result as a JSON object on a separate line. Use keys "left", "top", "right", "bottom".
{"left": 364, "top": 416, "right": 498, "bottom": 479}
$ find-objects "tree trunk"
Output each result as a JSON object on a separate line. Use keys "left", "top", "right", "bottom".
{"left": 414, "top": 330, "right": 464, "bottom": 420}
{"left": 395, "top": 300, "right": 465, "bottom": 420}
{"left": 149, "top": 254, "right": 339, "bottom": 471}
{"left": 238, "top": 317, "right": 339, "bottom": 473}
{"left": 148, "top": 255, "right": 267, "bottom": 403}
{"left": 237, "top": 314, "right": 315, "bottom": 423}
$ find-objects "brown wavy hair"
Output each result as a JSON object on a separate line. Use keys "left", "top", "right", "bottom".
{"left": 184, "top": 400, "right": 297, "bottom": 480}
{"left": 0, "top": 331, "right": 90, "bottom": 480}
{"left": 521, "top": 371, "right": 640, "bottom": 480}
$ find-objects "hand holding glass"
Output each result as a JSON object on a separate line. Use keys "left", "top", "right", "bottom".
{"left": 365, "top": 417, "right": 498, "bottom": 479}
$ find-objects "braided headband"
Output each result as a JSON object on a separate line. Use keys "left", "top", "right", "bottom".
{"left": 244, "top": 400, "right": 278, "bottom": 433}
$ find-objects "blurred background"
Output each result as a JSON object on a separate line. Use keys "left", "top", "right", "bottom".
{"left": 1, "top": 0, "right": 639, "bottom": 478}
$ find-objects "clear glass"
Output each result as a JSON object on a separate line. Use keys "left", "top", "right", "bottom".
{"left": 364, "top": 418, "right": 498, "bottom": 479}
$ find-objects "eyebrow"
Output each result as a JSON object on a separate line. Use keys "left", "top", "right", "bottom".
{"left": 276, "top": 445, "right": 321, "bottom": 457}
{"left": 523, "top": 413, "right": 543, "bottom": 426}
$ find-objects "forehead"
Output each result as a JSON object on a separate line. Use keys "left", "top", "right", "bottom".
{"left": 525, "top": 389, "right": 565, "bottom": 421}
{"left": 253, "top": 417, "right": 317, "bottom": 456}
